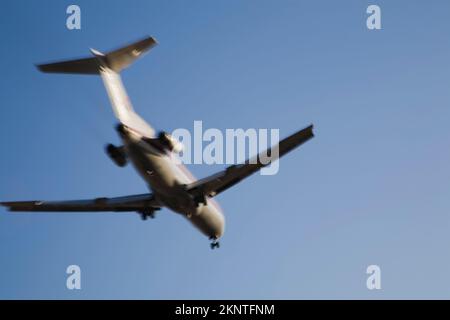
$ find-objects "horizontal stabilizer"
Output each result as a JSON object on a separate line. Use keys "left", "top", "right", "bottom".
{"left": 36, "top": 36, "right": 158, "bottom": 75}
{"left": 35, "top": 36, "right": 158, "bottom": 138}
{"left": 37, "top": 57, "right": 100, "bottom": 74}
{"left": 105, "top": 36, "right": 157, "bottom": 72}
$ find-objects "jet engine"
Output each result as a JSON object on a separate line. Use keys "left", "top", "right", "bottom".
{"left": 158, "top": 131, "right": 184, "bottom": 153}
{"left": 106, "top": 144, "right": 127, "bottom": 167}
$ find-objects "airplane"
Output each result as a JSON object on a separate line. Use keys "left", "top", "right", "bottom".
{"left": 1, "top": 36, "right": 314, "bottom": 249}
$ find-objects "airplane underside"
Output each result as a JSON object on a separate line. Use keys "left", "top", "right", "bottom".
{"left": 115, "top": 124, "right": 226, "bottom": 247}
{"left": 1, "top": 36, "right": 314, "bottom": 250}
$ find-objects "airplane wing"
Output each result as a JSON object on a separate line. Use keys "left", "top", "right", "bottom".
{"left": 1, "top": 193, "right": 160, "bottom": 212}
{"left": 187, "top": 125, "right": 314, "bottom": 199}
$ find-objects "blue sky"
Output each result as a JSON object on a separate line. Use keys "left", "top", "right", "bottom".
{"left": 1, "top": 0, "right": 450, "bottom": 299}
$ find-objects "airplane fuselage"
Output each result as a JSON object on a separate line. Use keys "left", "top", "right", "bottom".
{"left": 120, "top": 126, "right": 225, "bottom": 240}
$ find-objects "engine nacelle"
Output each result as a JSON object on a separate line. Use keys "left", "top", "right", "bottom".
{"left": 106, "top": 144, "right": 127, "bottom": 167}
{"left": 158, "top": 131, "right": 184, "bottom": 153}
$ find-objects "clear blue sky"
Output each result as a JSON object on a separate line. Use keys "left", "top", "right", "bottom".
{"left": 1, "top": 0, "right": 450, "bottom": 299}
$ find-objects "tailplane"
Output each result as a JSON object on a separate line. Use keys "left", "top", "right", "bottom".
{"left": 37, "top": 36, "right": 157, "bottom": 74}
{"left": 36, "top": 36, "right": 158, "bottom": 138}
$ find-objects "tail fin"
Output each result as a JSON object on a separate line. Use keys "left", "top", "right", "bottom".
{"left": 37, "top": 36, "right": 157, "bottom": 74}
{"left": 36, "top": 37, "right": 158, "bottom": 138}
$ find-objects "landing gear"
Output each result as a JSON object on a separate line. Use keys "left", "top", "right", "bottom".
{"left": 140, "top": 212, "right": 154, "bottom": 220}
{"left": 138, "top": 208, "right": 159, "bottom": 220}
{"left": 106, "top": 144, "right": 127, "bottom": 167}
{"left": 209, "top": 236, "right": 220, "bottom": 250}
{"left": 193, "top": 194, "right": 207, "bottom": 207}
{"left": 210, "top": 242, "right": 220, "bottom": 249}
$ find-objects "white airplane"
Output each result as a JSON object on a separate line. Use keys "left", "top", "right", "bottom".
{"left": 1, "top": 37, "right": 314, "bottom": 249}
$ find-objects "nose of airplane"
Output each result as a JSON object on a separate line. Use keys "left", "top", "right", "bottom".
{"left": 215, "top": 209, "right": 226, "bottom": 238}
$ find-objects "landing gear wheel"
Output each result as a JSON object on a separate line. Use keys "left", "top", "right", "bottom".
{"left": 210, "top": 242, "right": 220, "bottom": 249}
{"left": 209, "top": 236, "right": 220, "bottom": 249}
{"left": 139, "top": 208, "right": 157, "bottom": 221}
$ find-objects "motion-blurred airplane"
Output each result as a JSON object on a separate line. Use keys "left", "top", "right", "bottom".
{"left": 1, "top": 37, "right": 314, "bottom": 249}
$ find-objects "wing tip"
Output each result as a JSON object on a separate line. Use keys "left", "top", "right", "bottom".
{"left": 1, "top": 201, "right": 41, "bottom": 211}
{"left": 35, "top": 63, "right": 46, "bottom": 72}
{"left": 302, "top": 124, "right": 314, "bottom": 138}
{"left": 144, "top": 35, "right": 158, "bottom": 46}
{"left": 0, "top": 202, "right": 10, "bottom": 211}
{"left": 308, "top": 124, "right": 314, "bottom": 137}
